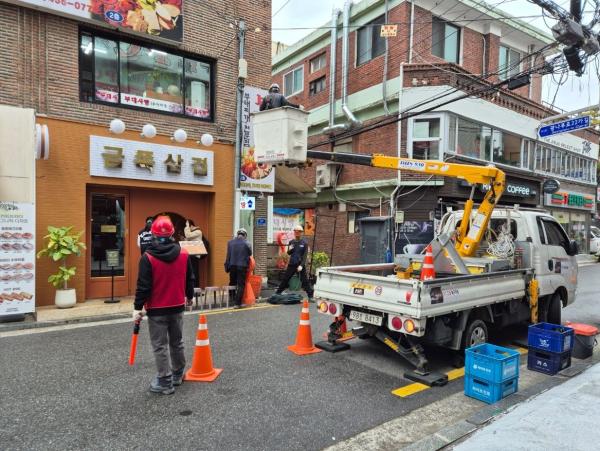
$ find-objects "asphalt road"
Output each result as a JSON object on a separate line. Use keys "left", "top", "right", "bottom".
{"left": 1, "top": 264, "right": 597, "bottom": 451}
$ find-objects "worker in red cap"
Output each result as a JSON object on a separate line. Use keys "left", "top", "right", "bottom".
{"left": 133, "top": 215, "right": 195, "bottom": 395}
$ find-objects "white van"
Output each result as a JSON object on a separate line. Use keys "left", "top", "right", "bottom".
{"left": 439, "top": 207, "right": 578, "bottom": 324}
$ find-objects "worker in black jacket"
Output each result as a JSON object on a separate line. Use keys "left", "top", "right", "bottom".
{"left": 276, "top": 225, "right": 314, "bottom": 301}
{"left": 259, "top": 83, "right": 301, "bottom": 111}
{"left": 224, "top": 228, "right": 253, "bottom": 309}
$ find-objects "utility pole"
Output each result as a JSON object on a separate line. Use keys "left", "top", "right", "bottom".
{"left": 233, "top": 19, "right": 247, "bottom": 236}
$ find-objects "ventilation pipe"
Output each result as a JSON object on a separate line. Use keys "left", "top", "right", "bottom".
{"left": 340, "top": 0, "right": 362, "bottom": 128}
{"left": 322, "top": 9, "right": 346, "bottom": 134}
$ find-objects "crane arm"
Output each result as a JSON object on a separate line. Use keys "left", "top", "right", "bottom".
{"left": 307, "top": 150, "right": 506, "bottom": 257}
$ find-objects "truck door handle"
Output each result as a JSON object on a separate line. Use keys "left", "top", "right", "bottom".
{"left": 548, "top": 260, "right": 553, "bottom": 271}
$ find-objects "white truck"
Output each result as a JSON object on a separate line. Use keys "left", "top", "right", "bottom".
{"left": 314, "top": 207, "right": 578, "bottom": 385}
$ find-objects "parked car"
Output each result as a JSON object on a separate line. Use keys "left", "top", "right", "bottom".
{"left": 590, "top": 226, "right": 600, "bottom": 255}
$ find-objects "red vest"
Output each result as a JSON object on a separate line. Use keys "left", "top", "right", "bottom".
{"left": 145, "top": 250, "right": 188, "bottom": 310}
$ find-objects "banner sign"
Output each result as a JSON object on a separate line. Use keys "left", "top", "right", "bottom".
{"left": 240, "top": 86, "right": 275, "bottom": 193}
{"left": 272, "top": 208, "right": 303, "bottom": 243}
{"left": 395, "top": 221, "right": 434, "bottom": 255}
{"left": 90, "top": 135, "right": 214, "bottom": 186}
{"left": 0, "top": 202, "right": 35, "bottom": 316}
{"left": 545, "top": 190, "right": 595, "bottom": 211}
{"left": 11, "top": 0, "right": 184, "bottom": 42}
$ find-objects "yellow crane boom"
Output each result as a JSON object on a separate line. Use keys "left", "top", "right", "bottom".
{"left": 307, "top": 151, "right": 506, "bottom": 257}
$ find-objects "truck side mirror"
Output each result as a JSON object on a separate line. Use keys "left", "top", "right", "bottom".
{"left": 568, "top": 240, "right": 578, "bottom": 256}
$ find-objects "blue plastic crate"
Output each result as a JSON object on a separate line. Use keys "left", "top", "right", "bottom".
{"left": 465, "top": 343, "right": 520, "bottom": 383}
{"left": 528, "top": 323, "right": 574, "bottom": 353}
{"left": 527, "top": 348, "right": 571, "bottom": 375}
{"left": 464, "top": 374, "right": 519, "bottom": 404}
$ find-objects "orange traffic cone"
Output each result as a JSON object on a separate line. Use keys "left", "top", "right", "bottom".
{"left": 184, "top": 315, "right": 223, "bottom": 382}
{"left": 420, "top": 244, "right": 436, "bottom": 280}
{"left": 243, "top": 257, "right": 256, "bottom": 306}
{"left": 288, "top": 300, "right": 322, "bottom": 356}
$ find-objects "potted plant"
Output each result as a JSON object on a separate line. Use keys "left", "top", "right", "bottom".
{"left": 309, "top": 251, "right": 330, "bottom": 284}
{"left": 37, "top": 226, "right": 86, "bottom": 309}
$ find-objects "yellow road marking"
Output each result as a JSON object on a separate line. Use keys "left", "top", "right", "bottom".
{"left": 391, "top": 345, "right": 527, "bottom": 398}
{"left": 192, "top": 304, "right": 280, "bottom": 317}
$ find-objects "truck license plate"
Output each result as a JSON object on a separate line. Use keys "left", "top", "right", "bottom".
{"left": 350, "top": 310, "right": 383, "bottom": 326}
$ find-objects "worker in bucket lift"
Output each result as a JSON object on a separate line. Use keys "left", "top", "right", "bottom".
{"left": 276, "top": 225, "right": 314, "bottom": 302}
{"left": 259, "top": 83, "right": 303, "bottom": 111}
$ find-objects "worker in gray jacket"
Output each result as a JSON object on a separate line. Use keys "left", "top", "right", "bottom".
{"left": 224, "top": 228, "right": 253, "bottom": 309}
{"left": 259, "top": 83, "right": 301, "bottom": 111}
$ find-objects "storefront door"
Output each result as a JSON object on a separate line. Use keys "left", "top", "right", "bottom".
{"left": 86, "top": 189, "right": 130, "bottom": 299}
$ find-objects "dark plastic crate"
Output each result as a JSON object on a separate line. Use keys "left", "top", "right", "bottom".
{"left": 465, "top": 343, "right": 520, "bottom": 383}
{"left": 464, "top": 375, "right": 519, "bottom": 404}
{"left": 527, "top": 348, "right": 571, "bottom": 375}
{"left": 528, "top": 323, "right": 574, "bottom": 353}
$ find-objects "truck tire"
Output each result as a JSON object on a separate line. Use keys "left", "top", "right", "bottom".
{"left": 462, "top": 319, "right": 488, "bottom": 349}
{"left": 547, "top": 293, "right": 562, "bottom": 325}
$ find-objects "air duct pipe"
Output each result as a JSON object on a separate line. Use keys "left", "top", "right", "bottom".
{"left": 341, "top": 0, "right": 362, "bottom": 128}
{"left": 322, "top": 9, "right": 346, "bottom": 134}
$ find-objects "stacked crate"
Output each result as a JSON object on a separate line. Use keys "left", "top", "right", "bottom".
{"left": 527, "top": 323, "right": 574, "bottom": 375}
{"left": 464, "top": 343, "right": 521, "bottom": 404}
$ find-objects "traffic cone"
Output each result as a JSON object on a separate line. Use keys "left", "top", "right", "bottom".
{"left": 184, "top": 315, "right": 223, "bottom": 382}
{"left": 420, "top": 244, "right": 436, "bottom": 280}
{"left": 288, "top": 300, "right": 322, "bottom": 356}
{"left": 243, "top": 257, "right": 256, "bottom": 306}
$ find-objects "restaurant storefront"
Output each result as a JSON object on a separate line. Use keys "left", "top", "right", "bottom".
{"left": 35, "top": 118, "right": 235, "bottom": 306}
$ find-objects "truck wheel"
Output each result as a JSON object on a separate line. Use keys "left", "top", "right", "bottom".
{"left": 462, "top": 319, "right": 488, "bottom": 349}
{"left": 547, "top": 293, "right": 562, "bottom": 325}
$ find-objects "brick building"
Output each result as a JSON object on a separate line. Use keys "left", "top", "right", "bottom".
{"left": 270, "top": 0, "right": 599, "bottom": 265}
{"left": 0, "top": 0, "right": 271, "bottom": 306}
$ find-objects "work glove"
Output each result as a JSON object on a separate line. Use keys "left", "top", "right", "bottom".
{"left": 297, "top": 265, "right": 303, "bottom": 272}
{"left": 132, "top": 309, "right": 144, "bottom": 323}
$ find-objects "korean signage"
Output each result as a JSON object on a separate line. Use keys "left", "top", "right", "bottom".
{"left": 545, "top": 190, "right": 596, "bottom": 211}
{"left": 272, "top": 208, "right": 303, "bottom": 243}
{"left": 12, "top": 0, "right": 184, "bottom": 42}
{"left": 380, "top": 24, "right": 398, "bottom": 37}
{"left": 538, "top": 116, "right": 591, "bottom": 138}
{"left": 240, "top": 86, "right": 275, "bottom": 193}
{"left": 90, "top": 136, "right": 213, "bottom": 186}
{"left": 0, "top": 202, "right": 35, "bottom": 316}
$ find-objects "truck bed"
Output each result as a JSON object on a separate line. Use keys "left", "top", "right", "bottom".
{"left": 315, "top": 263, "right": 533, "bottom": 319}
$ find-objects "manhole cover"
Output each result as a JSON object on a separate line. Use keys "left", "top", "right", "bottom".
{"left": 179, "top": 410, "right": 193, "bottom": 416}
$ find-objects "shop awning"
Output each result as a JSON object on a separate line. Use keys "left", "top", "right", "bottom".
{"left": 275, "top": 166, "right": 315, "bottom": 194}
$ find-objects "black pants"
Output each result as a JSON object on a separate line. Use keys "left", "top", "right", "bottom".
{"left": 228, "top": 265, "right": 247, "bottom": 307}
{"left": 277, "top": 264, "right": 313, "bottom": 297}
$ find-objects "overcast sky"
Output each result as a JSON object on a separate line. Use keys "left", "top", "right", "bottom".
{"left": 271, "top": 0, "right": 600, "bottom": 113}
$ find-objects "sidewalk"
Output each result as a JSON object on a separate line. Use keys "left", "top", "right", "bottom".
{"left": 576, "top": 253, "right": 598, "bottom": 266}
{"left": 453, "top": 360, "right": 600, "bottom": 450}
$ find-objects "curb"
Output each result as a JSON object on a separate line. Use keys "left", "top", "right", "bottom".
{"left": 0, "top": 297, "right": 272, "bottom": 333}
{"left": 403, "top": 353, "right": 600, "bottom": 450}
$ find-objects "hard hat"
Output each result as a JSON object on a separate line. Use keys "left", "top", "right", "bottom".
{"left": 237, "top": 228, "right": 247, "bottom": 237}
{"left": 151, "top": 216, "right": 174, "bottom": 238}
{"left": 293, "top": 225, "right": 303, "bottom": 232}
{"left": 269, "top": 83, "right": 280, "bottom": 92}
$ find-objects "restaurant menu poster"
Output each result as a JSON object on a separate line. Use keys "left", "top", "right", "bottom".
{"left": 0, "top": 202, "right": 35, "bottom": 315}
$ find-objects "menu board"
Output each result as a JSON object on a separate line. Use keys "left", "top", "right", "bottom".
{"left": 0, "top": 202, "right": 35, "bottom": 315}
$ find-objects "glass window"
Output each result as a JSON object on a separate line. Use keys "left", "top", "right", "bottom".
{"left": 94, "top": 37, "right": 119, "bottom": 104}
{"left": 357, "top": 15, "right": 386, "bottom": 65}
{"left": 537, "top": 218, "right": 547, "bottom": 244}
{"left": 499, "top": 46, "right": 521, "bottom": 80}
{"left": 348, "top": 211, "right": 369, "bottom": 233}
{"left": 79, "top": 32, "right": 213, "bottom": 120}
{"left": 284, "top": 67, "right": 303, "bottom": 96}
{"left": 522, "top": 140, "right": 534, "bottom": 169}
{"left": 184, "top": 58, "right": 211, "bottom": 119}
{"left": 411, "top": 117, "right": 441, "bottom": 160}
{"left": 456, "top": 118, "right": 481, "bottom": 159}
{"left": 309, "top": 76, "right": 326, "bottom": 96}
{"left": 119, "top": 43, "right": 183, "bottom": 114}
{"left": 79, "top": 34, "right": 94, "bottom": 102}
{"left": 432, "top": 17, "right": 460, "bottom": 63}
{"left": 494, "top": 132, "right": 521, "bottom": 167}
{"left": 543, "top": 219, "right": 570, "bottom": 251}
{"left": 310, "top": 53, "right": 327, "bottom": 73}
{"left": 448, "top": 115, "right": 457, "bottom": 152}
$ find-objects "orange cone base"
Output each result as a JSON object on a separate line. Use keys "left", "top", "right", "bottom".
{"left": 322, "top": 331, "right": 355, "bottom": 342}
{"left": 287, "top": 344, "right": 322, "bottom": 356}
{"left": 184, "top": 367, "right": 223, "bottom": 382}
